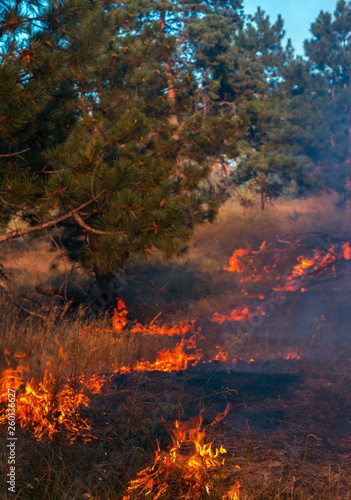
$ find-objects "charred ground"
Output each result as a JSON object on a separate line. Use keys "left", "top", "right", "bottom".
{"left": 1, "top": 195, "right": 351, "bottom": 499}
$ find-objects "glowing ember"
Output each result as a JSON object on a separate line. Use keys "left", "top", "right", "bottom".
{"left": 80, "top": 372, "right": 108, "bottom": 394}
{"left": 284, "top": 351, "right": 300, "bottom": 360}
{"left": 213, "top": 346, "right": 229, "bottom": 362}
{"left": 123, "top": 404, "right": 235, "bottom": 499}
{"left": 210, "top": 305, "right": 264, "bottom": 324}
{"left": 342, "top": 242, "right": 351, "bottom": 260}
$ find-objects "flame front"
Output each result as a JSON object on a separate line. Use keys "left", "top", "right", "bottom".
{"left": 1, "top": 239, "right": 350, "bottom": 447}
{"left": 119, "top": 337, "right": 202, "bottom": 373}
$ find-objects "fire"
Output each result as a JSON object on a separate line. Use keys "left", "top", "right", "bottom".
{"left": 223, "top": 483, "right": 241, "bottom": 500}
{"left": 284, "top": 351, "right": 300, "bottom": 360}
{"left": 0, "top": 361, "right": 105, "bottom": 442}
{"left": 130, "top": 320, "right": 193, "bottom": 337}
{"left": 342, "top": 242, "right": 351, "bottom": 260}
{"left": 213, "top": 346, "right": 229, "bottom": 362}
{"left": 224, "top": 241, "right": 266, "bottom": 281}
{"left": 224, "top": 240, "right": 351, "bottom": 294}
{"left": 119, "top": 337, "right": 202, "bottom": 373}
{"left": 111, "top": 298, "right": 194, "bottom": 337}
{"left": 80, "top": 372, "right": 108, "bottom": 394}
{"left": 274, "top": 244, "right": 350, "bottom": 293}
{"left": 123, "top": 404, "right": 238, "bottom": 499}
{"left": 0, "top": 238, "right": 348, "bottom": 445}
{"left": 112, "top": 298, "right": 128, "bottom": 332}
{"left": 211, "top": 306, "right": 251, "bottom": 324}
{"left": 224, "top": 247, "right": 250, "bottom": 273}
{"left": 210, "top": 305, "right": 265, "bottom": 325}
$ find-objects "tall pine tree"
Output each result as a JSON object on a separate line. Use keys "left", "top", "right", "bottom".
{"left": 0, "top": 0, "right": 248, "bottom": 290}
{"left": 227, "top": 8, "right": 297, "bottom": 209}
{"left": 286, "top": 0, "right": 351, "bottom": 201}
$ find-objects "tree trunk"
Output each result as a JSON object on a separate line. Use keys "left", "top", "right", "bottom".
{"left": 261, "top": 183, "right": 267, "bottom": 210}
{"left": 160, "top": 12, "right": 179, "bottom": 129}
{"left": 94, "top": 270, "right": 114, "bottom": 293}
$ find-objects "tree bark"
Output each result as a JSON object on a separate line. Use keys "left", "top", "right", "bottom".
{"left": 160, "top": 12, "right": 179, "bottom": 128}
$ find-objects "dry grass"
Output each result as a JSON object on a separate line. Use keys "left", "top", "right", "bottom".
{"left": 1, "top": 292, "right": 351, "bottom": 499}
{"left": 190, "top": 192, "right": 351, "bottom": 265}
{"left": 1, "top": 193, "right": 351, "bottom": 499}
{"left": 2, "top": 192, "right": 350, "bottom": 321}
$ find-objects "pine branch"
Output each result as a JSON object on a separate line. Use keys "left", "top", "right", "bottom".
{"left": 73, "top": 212, "right": 112, "bottom": 235}
{"left": 0, "top": 148, "right": 30, "bottom": 158}
{"left": 0, "top": 196, "right": 103, "bottom": 244}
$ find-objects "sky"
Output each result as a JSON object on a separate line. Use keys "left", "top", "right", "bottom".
{"left": 243, "top": 0, "right": 339, "bottom": 55}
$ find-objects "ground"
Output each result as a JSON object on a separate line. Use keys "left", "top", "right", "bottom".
{"left": 0, "top": 193, "right": 351, "bottom": 499}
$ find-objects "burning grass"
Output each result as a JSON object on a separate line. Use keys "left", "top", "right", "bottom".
{"left": 1, "top": 197, "right": 351, "bottom": 498}
{"left": 1, "top": 235, "right": 351, "bottom": 441}
{"left": 0, "top": 364, "right": 93, "bottom": 443}
{"left": 1, "top": 351, "right": 351, "bottom": 499}
{"left": 122, "top": 404, "right": 240, "bottom": 500}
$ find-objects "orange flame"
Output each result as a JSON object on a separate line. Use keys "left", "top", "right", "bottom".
{"left": 112, "top": 297, "right": 193, "bottom": 337}
{"left": 211, "top": 306, "right": 251, "bottom": 324}
{"left": 130, "top": 320, "right": 193, "bottom": 337}
{"left": 123, "top": 404, "right": 237, "bottom": 499}
{"left": 224, "top": 241, "right": 351, "bottom": 293}
{"left": 119, "top": 337, "right": 202, "bottom": 373}
{"left": 1, "top": 240, "right": 348, "bottom": 446}
{"left": 274, "top": 245, "right": 347, "bottom": 292}
{"left": 0, "top": 363, "right": 105, "bottom": 442}
{"left": 223, "top": 483, "right": 241, "bottom": 499}
{"left": 210, "top": 305, "right": 265, "bottom": 324}
{"left": 224, "top": 241, "right": 266, "bottom": 281}
{"left": 224, "top": 248, "right": 250, "bottom": 273}
{"left": 213, "top": 346, "right": 229, "bottom": 362}
{"left": 342, "top": 242, "right": 351, "bottom": 260}
{"left": 112, "top": 298, "right": 128, "bottom": 332}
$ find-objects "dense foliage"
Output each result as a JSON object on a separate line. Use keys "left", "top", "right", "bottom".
{"left": 288, "top": 0, "right": 351, "bottom": 201}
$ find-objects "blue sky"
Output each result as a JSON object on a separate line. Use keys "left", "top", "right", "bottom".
{"left": 243, "top": 0, "right": 339, "bottom": 55}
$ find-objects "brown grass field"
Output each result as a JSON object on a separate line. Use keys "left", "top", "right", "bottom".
{"left": 1, "top": 193, "right": 351, "bottom": 499}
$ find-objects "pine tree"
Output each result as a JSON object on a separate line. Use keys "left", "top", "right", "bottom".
{"left": 287, "top": 0, "right": 351, "bottom": 201}
{"left": 227, "top": 8, "right": 297, "bottom": 209}
{"left": 0, "top": 1, "right": 74, "bottom": 229}
{"left": 0, "top": 0, "right": 248, "bottom": 288}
